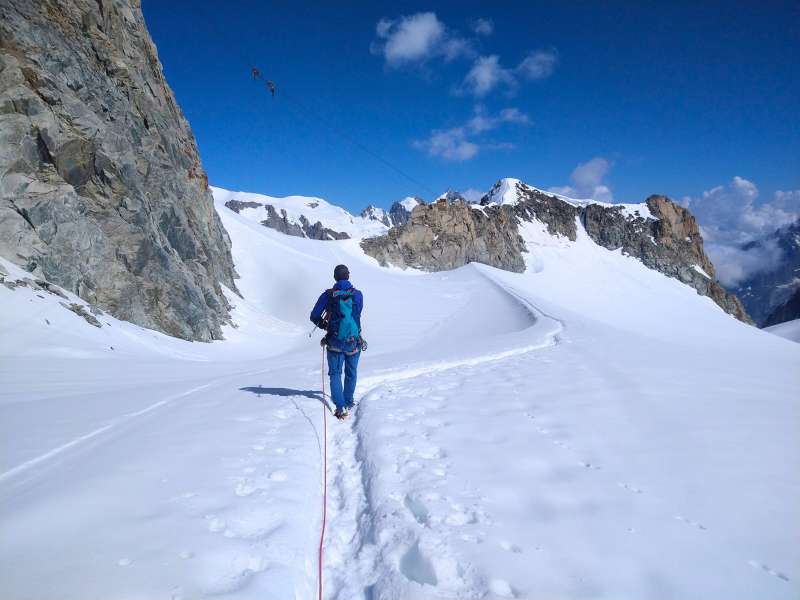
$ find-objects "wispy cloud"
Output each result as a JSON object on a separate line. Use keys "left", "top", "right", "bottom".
{"left": 680, "top": 177, "right": 800, "bottom": 286}
{"left": 517, "top": 49, "right": 559, "bottom": 80}
{"left": 461, "top": 49, "right": 558, "bottom": 96}
{"left": 371, "top": 12, "right": 474, "bottom": 67}
{"left": 471, "top": 18, "right": 494, "bottom": 36}
{"left": 462, "top": 55, "right": 516, "bottom": 96}
{"left": 413, "top": 105, "right": 531, "bottom": 161}
{"left": 549, "top": 157, "right": 613, "bottom": 202}
{"left": 414, "top": 128, "right": 480, "bottom": 161}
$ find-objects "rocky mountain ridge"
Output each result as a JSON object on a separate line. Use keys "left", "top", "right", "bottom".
{"left": 362, "top": 179, "right": 750, "bottom": 323}
{"left": 0, "top": 0, "right": 237, "bottom": 341}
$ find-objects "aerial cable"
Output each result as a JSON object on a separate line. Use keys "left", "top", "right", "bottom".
{"left": 250, "top": 67, "right": 436, "bottom": 196}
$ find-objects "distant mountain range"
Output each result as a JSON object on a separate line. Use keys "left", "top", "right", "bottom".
{"left": 214, "top": 178, "right": 750, "bottom": 324}
{"left": 1, "top": 0, "right": 777, "bottom": 341}
{"left": 732, "top": 220, "right": 800, "bottom": 326}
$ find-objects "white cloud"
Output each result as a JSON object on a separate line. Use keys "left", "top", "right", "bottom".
{"left": 440, "top": 37, "right": 474, "bottom": 62}
{"left": 517, "top": 49, "right": 558, "bottom": 80}
{"left": 461, "top": 49, "right": 558, "bottom": 96}
{"left": 572, "top": 157, "right": 610, "bottom": 195}
{"left": 371, "top": 12, "right": 473, "bottom": 67}
{"left": 703, "top": 239, "right": 785, "bottom": 289}
{"left": 549, "top": 157, "right": 614, "bottom": 201}
{"left": 373, "top": 14, "right": 557, "bottom": 96}
{"left": 414, "top": 105, "right": 531, "bottom": 161}
{"left": 463, "top": 55, "right": 515, "bottom": 96}
{"left": 471, "top": 18, "right": 494, "bottom": 36}
{"left": 414, "top": 128, "right": 479, "bottom": 161}
{"left": 681, "top": 177, "right": 800, "bottom": 286}
{"left": 466, "top": 105, "right": 530, "bottom": 133}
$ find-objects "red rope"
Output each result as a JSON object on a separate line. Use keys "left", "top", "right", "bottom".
{"left": 318, "top": 347, "right": 328, "bottom": 600}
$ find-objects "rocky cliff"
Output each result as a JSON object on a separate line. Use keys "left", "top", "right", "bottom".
{"left": 361, "top": 198, "right": 526, "bottom": 273}
{"left": 362, "top": 179, "right": 750, "bottom": 323}
{"left": 0, "top": 0, "right": 237, "bottom": 341}
{"left": 387, "top": 197, "right": 423, "bottom": 227}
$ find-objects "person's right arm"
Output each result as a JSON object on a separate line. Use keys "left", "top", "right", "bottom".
{"left": 310, "top": 291, "right": 329, "bottom": 328}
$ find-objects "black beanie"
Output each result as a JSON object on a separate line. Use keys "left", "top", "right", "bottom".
{"left": 333, "top": 264, "right": 350, "bottom": 281}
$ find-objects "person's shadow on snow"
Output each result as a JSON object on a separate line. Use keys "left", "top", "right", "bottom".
{"left": 239, "top": 386, "right": 331, "bottom": 414}
{"left": 240, "top": 386, "right": 323, "bottom": 401}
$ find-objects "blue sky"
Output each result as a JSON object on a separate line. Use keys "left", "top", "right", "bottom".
{"left": 141, "top": 1, "right": 798, "bottom": 225}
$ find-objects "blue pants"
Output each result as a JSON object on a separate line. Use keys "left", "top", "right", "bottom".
{"left": 327, "top": 349, "right": 360, "bottom": 410}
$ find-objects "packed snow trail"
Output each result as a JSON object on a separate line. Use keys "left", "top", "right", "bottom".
{"left": 2, "top": 198, "right": 799, "bottom": 599}
{"left": 322, "top": 298, "right": 561, "bottom": 600}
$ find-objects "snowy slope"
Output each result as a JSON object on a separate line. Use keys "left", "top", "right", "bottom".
{"left": 1, "top": 191, "right": 798, "bottom": 600}
{"left": 211, "top": 186, "right": 390, "bottom": 239}
{"left": 765, "top": 318, "right": 800, "bottom": 342}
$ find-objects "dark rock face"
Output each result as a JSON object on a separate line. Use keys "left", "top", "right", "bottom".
{"left": 500, "top": 185, "right": 580, "bottom": 240}
{"left": 764, "top": 288, "right": 800, "bottom": 327}
{"left": 361, "top": 199, "right": 526, "bottom": 273}
{"left": 224, "top": 200, "right": 261, "bottom": 213}
{"left": 0, "top": 0, "right": 237, "bottom": 340}
{"left": 387, "top": 199, "right": 423, "bottom": 227}
{"left": 261, "top": 204, "right": 308, "bottom": 238}
{"left": 733, "top": 220, "right": 800, "bottom": 326}
{"left": 363, "top": 179, "right": 750, "bottom": 323}
{"left": 225, "top": 199, "right": 351, "bottom": 240}
{"left": 296, "top": 214, "right": 350, "bottom": 240}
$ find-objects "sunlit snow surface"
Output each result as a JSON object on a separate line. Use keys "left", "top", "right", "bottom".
{"left": 765, "top": 318, "right": 800, "bottom": 343}
{"left": 1, "top": 193, "right": 798, "bottom": 600}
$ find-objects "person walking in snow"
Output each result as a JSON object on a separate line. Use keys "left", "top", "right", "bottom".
{"left": 310, "top": 264, "right": 365, "bottom": 420}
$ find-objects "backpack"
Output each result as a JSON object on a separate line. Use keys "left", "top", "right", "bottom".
{"left": 325, "top": 288, "right": 360, "bottom": 342}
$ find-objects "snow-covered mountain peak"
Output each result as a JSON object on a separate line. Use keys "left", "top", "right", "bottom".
{"left": 397, "top": 196, "right": 423, "bottom": 211}
{"left": 360, "top": 204, "right": 391, "bottom": 227}
{"left": 481, "top": 178, "right": 523, "bottom": 206}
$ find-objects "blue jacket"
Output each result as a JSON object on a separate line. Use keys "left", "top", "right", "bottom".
{"left": 310, "top": 280, "right": 363, "bottom": 352}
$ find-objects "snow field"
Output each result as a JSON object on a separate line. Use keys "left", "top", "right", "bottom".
{"left": 1, "top": 189, "right": 798, "bottom": 599}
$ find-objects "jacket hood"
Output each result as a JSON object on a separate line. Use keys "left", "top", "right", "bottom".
{"left": 333, "top": 280, "right": 353, "bottom": 290}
